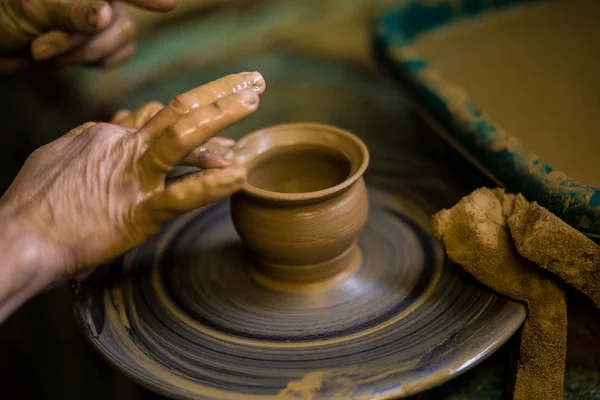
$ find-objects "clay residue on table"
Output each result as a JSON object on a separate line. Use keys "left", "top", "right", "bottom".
{"left": 413, "top": 0, "right": 600, "bottom": 187}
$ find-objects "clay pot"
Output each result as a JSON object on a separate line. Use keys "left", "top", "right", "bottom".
{"left": 231, "top": 123, "right": 369, "bottom": 284}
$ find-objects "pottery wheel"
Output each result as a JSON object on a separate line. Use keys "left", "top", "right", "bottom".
{"left": 75, "top": 185, "right": 525, "bottom": 400}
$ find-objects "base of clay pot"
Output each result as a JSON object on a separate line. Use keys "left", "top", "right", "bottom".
{"left": 251, "top": 244, "right": 363, "bottom": 292}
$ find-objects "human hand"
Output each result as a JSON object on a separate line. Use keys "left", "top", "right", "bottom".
{"left": 0, "top": 72, "right": 265, "bottom": 287}
{"left": 0, "top": 0, "right": 177, "bottom": 73}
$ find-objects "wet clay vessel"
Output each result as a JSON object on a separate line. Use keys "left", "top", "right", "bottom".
{"left": 73, "top": 122, "right": 525, "bottom": 400}
{"left": 231, "top": 123, "right": 369, "bottom": 285}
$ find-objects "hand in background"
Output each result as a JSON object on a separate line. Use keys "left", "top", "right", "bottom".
{"left": 0, "top": 0, "right": 177, "bottom": 72}
{"left": 0, "top": 72, "right": 265, "bottom": 301}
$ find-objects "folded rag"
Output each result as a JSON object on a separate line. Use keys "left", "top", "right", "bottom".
{"left": 432, "top": 187, "right": 600, "bottom": 400}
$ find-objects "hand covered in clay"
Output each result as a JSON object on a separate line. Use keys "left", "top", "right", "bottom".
{"left": 0, "top": 0, "right": 176, "bottom": 72}
{"left": 0, "top": 72, "right": 264, "bottom": 290}
{"left": 110, "top": 101, "right": 238, "bottom": 168}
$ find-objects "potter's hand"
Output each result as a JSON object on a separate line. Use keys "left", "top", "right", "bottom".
{"left": 0, "top": 0, "right": 176, "bottom": 73}
{"left": 0, "top": 72, "right": 265, "bottom": 322}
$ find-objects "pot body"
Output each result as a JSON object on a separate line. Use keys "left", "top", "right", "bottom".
{"left": 230, "top": 122, "right": 370, "bottom": 282}
{"left": 231, "top": 178, "right": 368, "bottom": 272}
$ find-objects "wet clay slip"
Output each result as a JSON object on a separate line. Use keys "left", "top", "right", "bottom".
{"left": 231, "top": 123, "right": 369, "bottom": 285}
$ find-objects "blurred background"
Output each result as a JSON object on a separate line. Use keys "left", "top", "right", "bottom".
{"left": 0, "top": 0, "right": 598, "bottom": 399}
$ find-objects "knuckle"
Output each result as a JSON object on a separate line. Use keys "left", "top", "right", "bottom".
{"left": 93, "top": 122, "right": 112, "bottom": 131}
{"left": 167, "top": 95, "right": 192, "bottom": 116}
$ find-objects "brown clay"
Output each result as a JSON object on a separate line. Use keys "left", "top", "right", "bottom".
{"left": 432, "top": 188, "right": 567, "bottom": 400}
{"left": 231, "top": 123, "right": 370, "bottom": 285}
{"left": 412, "top": 0, "right": 600, "bottom": 187}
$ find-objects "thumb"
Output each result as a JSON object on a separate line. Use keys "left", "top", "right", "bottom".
{"left": 43, "top": 0, "right": 113, "bottom": 33}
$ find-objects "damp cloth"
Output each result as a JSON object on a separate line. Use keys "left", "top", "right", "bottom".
{"left": 432, "top": 187, "right": 600, "bottom": 400}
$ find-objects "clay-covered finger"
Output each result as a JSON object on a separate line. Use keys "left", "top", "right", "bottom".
{"left": 100, "top": 41, "right": 136, "bottom": 68}
{"left": 141, "top": 164, "right": 246, "bottom": 223}
{"left": 112, "top": 101, "right": 162, "bottom": 128}
{"left": 208, "top": 137, "right": 236, "bottom": 147}
{"left": 62, "top": 122, "right": 97, "bottom": 137}
{"left": 136, "top": 72, "right": 265, "bottom": 142}
{"left": 164, "top": 168, "right": 220, "bottom": 185}
{"left": 110, "top": 109, "right": 132, "bottom": 124}
{"left": 130, "top": 101, "right": 163, "bottom": 127}
{"left": 140, "top": 90, "right": 259, "bottom": 173}
{"left": 179, "top": 141, "right": 235, "bottom": 168}
{"left": 58, "top": 3, "right": 134, "bottom": 65}
{"left": 31, "top": 31, "right": 88, "bottom": 61}
{"left": 42, "top": 0, "right": 112, "bottom": 33}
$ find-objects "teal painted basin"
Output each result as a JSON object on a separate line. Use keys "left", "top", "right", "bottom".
{"left": 373, "top": 0, "right": 600, "bottom": 238}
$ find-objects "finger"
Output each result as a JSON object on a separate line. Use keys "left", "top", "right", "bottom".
{"left": 62, "top": 122, "right": 96, "bottom": 138}
{"left": 110, "top": 109, "right": 132, "bottom": 124}
{"left": 140, "top": 164, "right": 246, "bottom": 223}
{"left": 111, "top": 101, "right": 162, "bottom": 128}
{"left": 208, "top": 137, "right": 236, "bottom": 147}
{"left": 164, "top": 168, "right": 220, "bottom": 185}
{"left": 129, "top": 101, "right": 163, "bottom": 127}
{"left": 140, "top": 90, "right": 259, "bottom": 174}
{"left": 31, "top": 31, "right": 87, "bottom": 61}
{"left": 121, "top": 0, "right": 177, "bottom": 11}
{"left": 179, "top": 141, "right": 235, "bottom": 168}
{"left": 42, "top": 0, "right": 113, "bottom": 33}
{"left": 100, "top": 41, "right": 136, "bottom": 68}
{"left": 58, "top": 3, "right": 135, "bottom": 65}
{"left": 136, "top": 71, "right": 265, "bottom": 142}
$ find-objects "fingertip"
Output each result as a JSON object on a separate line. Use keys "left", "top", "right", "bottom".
{"left": 86, "top": 1, "right": 113, "bottom": 30}
{"left": 31, "top": 32, "right": 70, "bottom": 61}
{"left": 239, "top": 71, "right": 266, "bottom": 94}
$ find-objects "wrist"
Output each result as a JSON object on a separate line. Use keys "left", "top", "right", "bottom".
{"left": 0, "top": 213, "right": 65, "bottom": 321}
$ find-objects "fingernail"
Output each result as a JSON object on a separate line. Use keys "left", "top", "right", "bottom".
{"left": 86, "top": 2, "right": 106, "bottom": 28}
{"left": 240, "top": 71, "right": 265, "bottom": 92}
{"left": 32, "top": 44, "right": 58, "bottom": 61}
{"left": 238, "top": 90, "right": 259, "bottom": 107}
{"left": 224, "top": 149, "right": 235, "bottom": 161}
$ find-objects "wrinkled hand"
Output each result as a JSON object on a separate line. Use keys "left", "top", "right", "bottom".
{"left": 0, "top": 72, "right": 265, "bottom": 284}
{"left": 0, "top": 0, "right": 176, "bottom": 72}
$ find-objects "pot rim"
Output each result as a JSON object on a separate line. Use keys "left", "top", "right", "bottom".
{"left": 233, "top": 122, "right": 369, "bottom": 202}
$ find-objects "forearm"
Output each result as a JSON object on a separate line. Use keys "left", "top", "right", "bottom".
{"left": 0, "top": 214, "right": 55, "bottom": 323}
